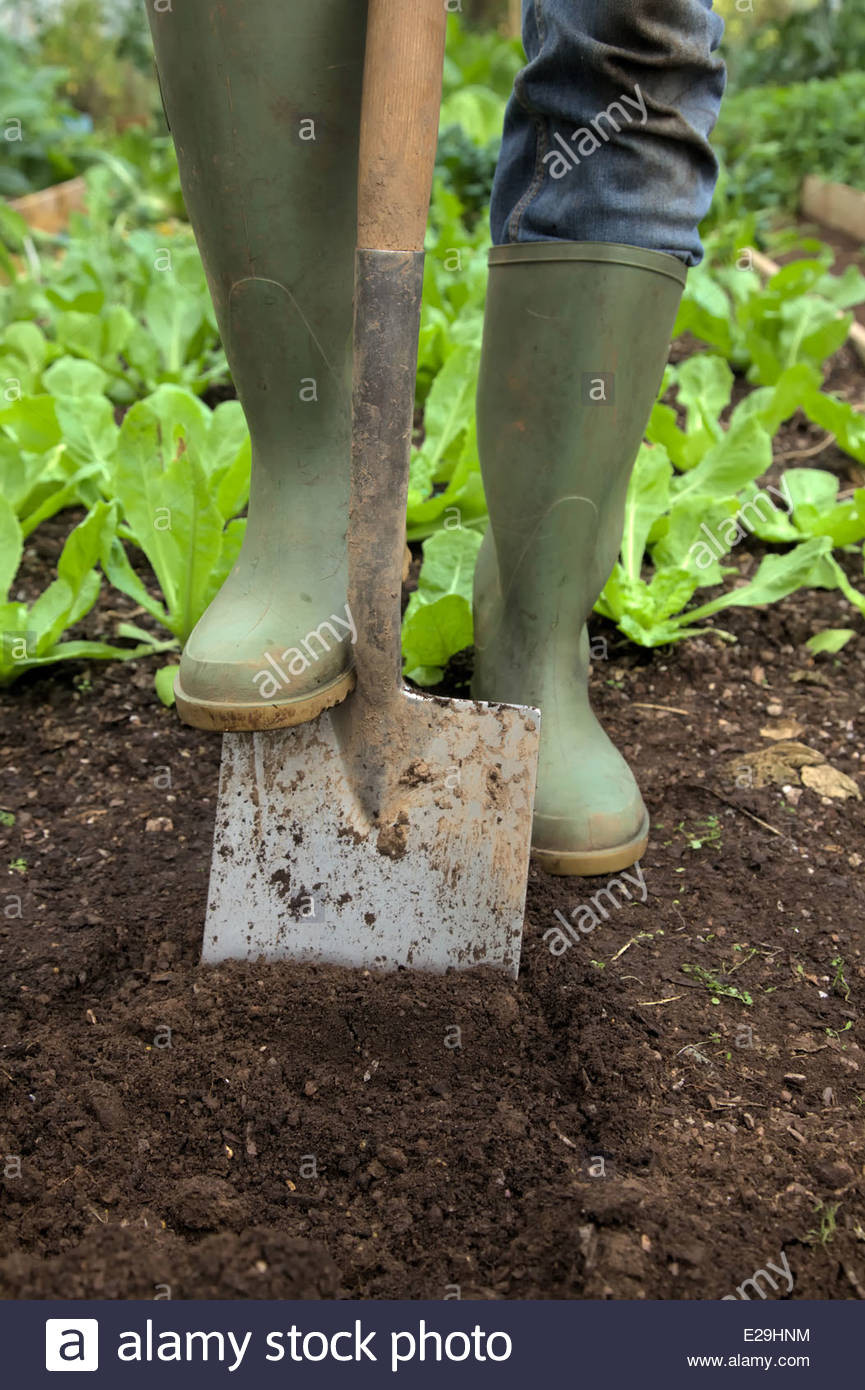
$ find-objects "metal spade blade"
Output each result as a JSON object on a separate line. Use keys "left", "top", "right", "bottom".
{"left": 204, "top": 690, "right": 539, "bottom": 976}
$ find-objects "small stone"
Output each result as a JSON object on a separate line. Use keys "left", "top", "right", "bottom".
{"left": 376, "top": 1144, "right": 408, "bottom": 1171}
{"left": 488, "top": 993, "right": 520, "bottom": 1026}
{"left": 815, "top": 1160, "right": 854, "bottom": 1188}
{"left": 766, "top": 701, "right": 784, "bottom": 718}
{"left": 760, "top": 718, "right": 804, "bottom": 741}
{"left": 145, "top": 816, "right": 173, "bottom": 832}
{"left": 675, "top": 1240, "right": 706, "bottom": 1267}
{"left": 801, "top": 763, "right": 861, "bottom": 800}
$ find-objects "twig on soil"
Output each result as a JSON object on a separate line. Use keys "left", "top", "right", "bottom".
{"left": 633, "top": 703, "right": 691, "bottom": 716}
{"left": 637, "top": 995, "right": 682, "bottom": 1006}
{"left": 691, "top": 784, "right": 786, "bottom": 839}
{"left": 774, "top": 432, "right": 836, "bottom": 463}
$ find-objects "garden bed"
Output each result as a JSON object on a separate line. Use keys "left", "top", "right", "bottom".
{"left": 1, "top": 500, "right": 864, "bottom": 1300}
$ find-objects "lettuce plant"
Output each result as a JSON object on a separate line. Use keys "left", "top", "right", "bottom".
{"left": 0, "top": 499, "right": 153, "bottom": 686}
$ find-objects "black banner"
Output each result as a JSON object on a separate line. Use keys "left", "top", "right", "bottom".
{"left": 7, "top": 1297, "right": 855, "bottom": 1387}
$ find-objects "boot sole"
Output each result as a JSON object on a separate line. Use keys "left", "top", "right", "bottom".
{"left": 175, "top": 668, "right": 356, "bottom": 732}
{"left": 532, "top": 812, "right": 649, "bottom": 877}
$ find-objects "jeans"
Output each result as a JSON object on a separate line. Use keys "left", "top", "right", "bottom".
{"left": 491, "top": 0, "right": 726, "bottom": 265}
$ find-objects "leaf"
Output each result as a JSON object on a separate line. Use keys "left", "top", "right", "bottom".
{"left": 407, "top": 417, "right": 487, "bottom": 540}
{"left": 2, "top": 322, "right": 48, "bottom": 375}
{"left": 671, "top": 418, "right": 773, "bottom": 505}
{"left": 651, "top": 494, "right": 742, "bottom": 581}
{"left": 674, "top": 264, "right": 735, "bottom": 359}
{"left": 413, "top": 344, "right": 479, "bottom": 483}
{"left": 675, "top": 354, "right": 733, "bottom": 438}
{"left": 813, "top": 264, "right": 865, "bottom": 311}
{"left": 401, "top": 528, "right": 482, "bottom": 681}
{"left": 0, "top": 494, "right": 23, "bottom": 600}
{"left": 19, "top": 464, "right": 105, "bottom": 539}
{"left": 686, "top": 536, "right": 833, "bottom": 623}
{"left": 208, "top": 400, "right": 250, "bottom": 480}
{"left": 112, "top": 403, "right": 184, "bottom": 619}
{"left": 410, "top": 526, "right": 482, "bottom": 603}
{"left": 0, "top": 395, "right": 62, "bottom": 453}
{"left": 402, "top": 593, "right": 474, "bottom": 679}
{"left": 155, "top": 664, "right": 180, "bottom": 706}
{"left": 42, "top": 357, "right": 110, "bottom": 398}
{"left": 111, "top": 401, "right": 233, "bottom": 640}
{"left": 214, "top": 438, "right": 251, "bottom": 521}
{"left": 54, "top": 394, "right": 119, "bottom": 470}
{"left": 139, "top": 383, "right": 211, "bottom": 464}
{"left": 806, "top": 628, "right": 854, "bottom": 655}
{"left": 101, "top": 535, "right": 171, "bottom": 629}
{"left": 816, "top": 555, "right": 865, "bottom": 620}
{"left": 28, "top": 578, "right": 76, "bottom": 654}
{"left": 144, "top": 278, "right": 206, "bottom": 377}
{"left": 736, "top": 482, "right": 801, "bottom": 543}
{"left": 439, "top": 85, "right": 506, "bottom": 144}
{"left": 620, "top": 444, "right": 672, "bottom": 582}
{"left": 802, "top": 384, "right": 865, "bottom": 464}
{"left": 57, "top": 502, "right": 116, "bottom": 594}
{"left": 54, "top": 310, "right": 104, "bottom": 363}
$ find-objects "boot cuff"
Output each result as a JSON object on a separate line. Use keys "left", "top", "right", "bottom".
{"left": 488, "top": 240, "right": 687, "bottom": 286}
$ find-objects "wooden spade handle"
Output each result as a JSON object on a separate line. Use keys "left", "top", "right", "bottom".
{"left": 357, "top": 0, "right": 448, "bottom": 251}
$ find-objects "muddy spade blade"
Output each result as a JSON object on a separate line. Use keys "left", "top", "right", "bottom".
{"left": 202, "top": 0, "right": 540, "bottom": 975}
{"left": 204, "top": 691, "right": 539, "bottom": 975}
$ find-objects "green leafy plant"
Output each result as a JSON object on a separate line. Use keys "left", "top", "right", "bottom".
{"left": 0, "top": 34, "right": 93, "bottom": 197}
{"left": 714, "top": 71, "right": 865, "bottom": 212}
{"left": 101, "top": 387, "right": 249, "bottom": 650}
{"left": 675, "top": 243, "right": 865, "bottom": 384}
{"left": 681, "top": 962, "right": 753, "bottom": 1007}
{"left": 1, "top": 199, "right": 225, "bottom": 403}
{"left": 402, "top": 527, "right": 482, "bottom": 685}
{"left": 36, "top": 0, "right": 158, "bottom": 131}
{"left": 725, "top": 3, "right": 865, "bottom": 91}
{"left": 0, "top": 496, "right": 151, "bottom": 685}
{"left": 595, "top": 353, "right": 840, "bottom": 645}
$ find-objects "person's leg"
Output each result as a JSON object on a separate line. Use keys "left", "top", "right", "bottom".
{"left": 473, "top": 1, "right": 725, "bottom": 874}
{"left": 148, "top": 2, "right": 366, "bottom": 730}
{"left": 491, "top": 0, "right": 725, "bottom": 262}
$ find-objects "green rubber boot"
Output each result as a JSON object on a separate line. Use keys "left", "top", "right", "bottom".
{"left": 472, "top": 242, "right": 686, "bottom": 875}
{"left": 147, "top": 1, "right": 366, "bottom": 730}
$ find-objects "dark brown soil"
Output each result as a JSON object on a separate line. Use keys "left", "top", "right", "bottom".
{"left": 2, "top": 495, "right": 865, "bottom": 1300}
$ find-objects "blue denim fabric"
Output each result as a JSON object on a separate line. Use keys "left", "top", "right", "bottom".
{"left": 491, "top": 0, "right": 726, "bottom": 265}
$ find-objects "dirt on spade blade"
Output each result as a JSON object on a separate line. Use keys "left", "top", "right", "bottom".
{"left": 1, "top": 510, "right": 865, "bottom": 1300}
